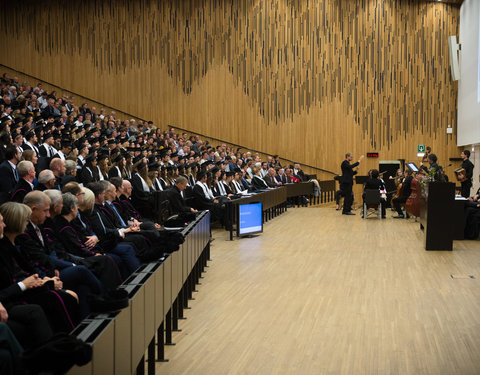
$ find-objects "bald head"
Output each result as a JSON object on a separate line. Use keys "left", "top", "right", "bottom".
{"left": 122, "top": 180, "right": 132, "bottom": 198}
{"left": 50, "top": 158, "right": 66, "bottom": 177}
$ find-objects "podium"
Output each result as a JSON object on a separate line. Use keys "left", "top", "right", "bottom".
{"left": 419, "top": 182, "right": 455, "bottom": 250}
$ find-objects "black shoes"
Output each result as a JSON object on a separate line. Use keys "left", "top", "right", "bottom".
{"left": 88, "top": 289, "right": 129, "bottom": 313}
{"left": 393, "top": 215, "right": 405, "bottom": 219}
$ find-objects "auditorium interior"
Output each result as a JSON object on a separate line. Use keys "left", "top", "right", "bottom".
{"left": 1, "top": 0, "right": 480, "bottom": 374}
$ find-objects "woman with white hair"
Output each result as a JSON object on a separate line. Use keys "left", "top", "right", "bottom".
{"left": 0, "top": 202, "right": 79, "bottom": 333}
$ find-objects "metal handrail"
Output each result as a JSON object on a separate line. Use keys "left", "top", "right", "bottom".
{"left": 174, "top": 126, "right": 338, "bottom": 176}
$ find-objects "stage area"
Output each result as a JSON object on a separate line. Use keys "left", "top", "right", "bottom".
{"left": 158, "top": 206, "right": 480, "bottom": 375}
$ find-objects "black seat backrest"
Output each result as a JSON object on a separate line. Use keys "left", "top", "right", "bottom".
{"left": 364, "top": 189, "right": 381, "bottom": 204}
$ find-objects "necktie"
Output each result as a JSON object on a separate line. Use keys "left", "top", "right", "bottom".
{"left": 35, "top": 226, "right": 44, "bottom": 246}
{"left": 108, "top": 202, "right": 127, "bottom": 227}
{"left": 13, "top": 167, "right": 19, "bottom": 182}
{"left": 49, "top": 146, "right": 54, "bottom": 157}
{"left": 96, "top": 211, "right": 107, "bottom": 234}
{"left": 77, "top": 212, "right": 87, "bottom": 229}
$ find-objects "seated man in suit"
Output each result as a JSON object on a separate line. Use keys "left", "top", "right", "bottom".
{"left": 10, "top": 160, "right": 35, "bottom": 203}
{"left": 60, "top": 160, "right": 77, "bottom": 186}
{"left": 264, "top": 167, "right": 282, "bottom": 188}
{"left": 0, "top": 145, "right": 21, "bottom": 203}
{"left": 49, "top": 158, "right": 66, "bottom": 190}
{"left": 275, "top": 168, "right": 288, "bottom": 184}
{"left": 164, "top": 176, "right": 197, "bottom": 217}
{"left": 36, "top": 169, "right": 56, "bottom": 191}
{"left": 362, "top": 169, "right": 386, "bottom": 219}
{"left": 85, "top": 181, "right": 143, "bottom": 269}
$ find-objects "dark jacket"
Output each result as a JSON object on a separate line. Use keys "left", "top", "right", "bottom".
{"left": 10, "top": 178, "right": 33, "bottom": 203}
{"left": 341, "top": 160, "right": 360, "bottom": 184}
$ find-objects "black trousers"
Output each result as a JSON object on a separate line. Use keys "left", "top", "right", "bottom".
{"left": 461, "top": 180, "right": 472, "bottom": 198}
{"left": 7, "top": 304, "right": 53, "bottom": 350}
{"left": 341, "top": 182, "right": 353, "bottom": 213}
{"left": 393, "top": 196, "right": 408, "bottom": 215}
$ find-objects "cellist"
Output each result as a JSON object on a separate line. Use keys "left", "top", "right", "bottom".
{"left": 392, "top": 169, "right": 414, "bottom": 219}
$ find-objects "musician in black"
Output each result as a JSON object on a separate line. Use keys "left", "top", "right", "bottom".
{"left": 362, "top": 169, "right": 386, "bottom": 218}
{"left": 392, "top": 170, "right": 413, "bottom": 218}
{"left": 460, "top": 150, "right": 474, "bottom": 198}
{"left": 420, "top": 154, "right": 443, "bottom": 182}
{"left": 340, "top": 153, "right": 364, "bottom": 215}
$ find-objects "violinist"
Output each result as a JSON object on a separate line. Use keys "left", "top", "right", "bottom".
{"left": 392, "top": 169, "right": 413, "bottom": 218}
{"left": 389, "top": 169, "right": 404, "bottom": 187}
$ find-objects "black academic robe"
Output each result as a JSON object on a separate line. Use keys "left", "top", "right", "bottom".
{"left": 165, "top": 186, "right": 193, "bottom": 215}
{"left": 0, "top": 237, "right": 79, "bottom": 332}
{"left": 15, "top": 223, "right": 57, "bottom": 278}
{"left": 10, "top": 179, "right": 33, "bottom": 203}
{"left": 252, "top": 175, "right": 269, "bottom": 190}
{"left": 131, "top": 174, "right": 153, "bottom": 218}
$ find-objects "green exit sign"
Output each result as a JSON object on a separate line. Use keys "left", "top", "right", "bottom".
{"left": 417, "top": 144, "right": 425, "bottom": 153}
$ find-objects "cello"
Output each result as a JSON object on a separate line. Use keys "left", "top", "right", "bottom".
{"left": 390, "top": 181, "right": 403, "bottom": 207}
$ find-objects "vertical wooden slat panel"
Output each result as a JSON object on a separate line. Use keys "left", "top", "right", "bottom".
{"left": 0, "top": 0, "right": 463, "bottom": 179}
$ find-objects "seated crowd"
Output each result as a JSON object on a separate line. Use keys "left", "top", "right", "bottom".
{"left": 0, "top": 73, "right": 315, "bottom": 372}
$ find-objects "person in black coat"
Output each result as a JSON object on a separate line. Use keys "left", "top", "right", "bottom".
{"left": 420, "top": 153, "right": 444, "bottom": 182}
{"left": 130, "top": 163, "right": 153, "bottom": 218}
{"left": 0, "top": 202, "right": 79, "bottom": 333}
{"left": 362, "top": 169, "right": 386, "bottom": 218}
{"left": 18, "top": 191, "right": 104, "bottom": 319}
{"left": 191, "top": 171, "right": 225, "bottom": 224}
{"left": 165, "top": 176, "right": 197, "bottom": 216}
{"left": 251, "top": 167, "right": 269, "bottom": 190}
{"left": 460, "top": 150, "right": 475, "bottom": 198}
{"left": 0, "top": 145, "right": 21, "bottom": 204}
{"left": 78, "top": 153, "right": 98, "bottom": 185}
{"left": 10, "top": 160, "right": 35, "bottom": 203}
{"left": 84, "top": 182, "right": 140, "bottom": 273}
{"left": 392, "top": 170, "right": 414, "bottom": 219}
{"left": 340, "top": 153, "right": 364, "bottom": 215}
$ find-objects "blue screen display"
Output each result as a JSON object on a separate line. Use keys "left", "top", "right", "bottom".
{"left": 238, "top": 202, "right": 263, "bottom": 235}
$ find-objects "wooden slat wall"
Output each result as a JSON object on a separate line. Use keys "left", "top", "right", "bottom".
{"left": 0, "top": 0, "right": 463, "bottom": 180}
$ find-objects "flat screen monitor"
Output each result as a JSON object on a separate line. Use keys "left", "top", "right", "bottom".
{"left": 406, "top": 162, "right": 419, "bottom": 172}
{"left": 237, "top": 202, "right": 263, "bottom": 236}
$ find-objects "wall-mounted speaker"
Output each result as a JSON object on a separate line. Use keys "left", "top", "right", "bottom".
{"left": 448, "top": 35, "right": 460, "bottom": 81}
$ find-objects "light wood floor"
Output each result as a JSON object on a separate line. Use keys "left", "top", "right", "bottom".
{"left": 156, "top": 206, "right": 480, "bottom": 375}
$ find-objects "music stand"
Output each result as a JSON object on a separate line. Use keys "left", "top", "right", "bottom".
{"left": 355, "top": 176, "right": 369, "bottom": 185}
{"left": 406, "top": 162, "right": 420, "bottom": 173}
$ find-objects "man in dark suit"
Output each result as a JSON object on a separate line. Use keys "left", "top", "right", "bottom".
{"left": 10, "top": 160, "right": 35, "bottom": 203}
{"left": 85, "top": 182, "right": 141, "bottom": 273}
{"left": 460, "top": 150, "right": 474, "bottom": 198}
{"left": 0, "top": 145, "right": 21, "bottom": 204}
{"left": 341, "top": 153, "right": 364, "bottom": 215}
{"left": 275, "top": 168, "right": 288, "bottom": 184}
{"left": 165, "top": 176, "right": 197, "bottom": 216}
{"left": 264, "top": 168, "right": 281, "bottom": 187}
